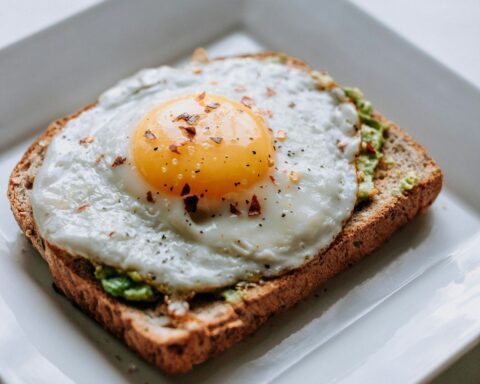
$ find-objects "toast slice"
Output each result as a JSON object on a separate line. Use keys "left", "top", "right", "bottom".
{"left": 7, "top": 52, "right": 442, "bottom": 373}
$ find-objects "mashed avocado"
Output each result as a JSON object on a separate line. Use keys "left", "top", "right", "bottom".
{"left": 392, "top": 172, "right": 418, "bottom": 196}
{"left": 94, "top": 265, "right": 158, "bottom": 301}
{"left": 343, "top": 87, "right": 387, "bottom": 202}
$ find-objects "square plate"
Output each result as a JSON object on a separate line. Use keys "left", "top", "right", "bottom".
{"left": 1, "top": 1, "right": 479, "bottom": 383}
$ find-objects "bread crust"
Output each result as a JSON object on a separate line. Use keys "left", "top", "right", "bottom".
{"left": 7, "top": 53, "right": 442, "bottom": 373}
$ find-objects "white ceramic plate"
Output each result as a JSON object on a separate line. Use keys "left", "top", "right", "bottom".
{"left": 1, "top": 1, "right": 479, "bottom": 383}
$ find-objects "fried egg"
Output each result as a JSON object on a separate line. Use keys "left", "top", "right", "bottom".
{"left": 31, "top": 56, "right": 360, "bottom": 292}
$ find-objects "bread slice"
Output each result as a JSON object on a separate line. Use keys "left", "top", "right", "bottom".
{"left": 7, "top": 52, "right": 442, "bottom": 373}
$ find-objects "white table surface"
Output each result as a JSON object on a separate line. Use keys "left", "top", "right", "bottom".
{"left": 1, "top": 1, "right": 479, "bottom": 382}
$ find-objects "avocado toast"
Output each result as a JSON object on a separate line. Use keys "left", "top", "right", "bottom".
{"left": 8, "top": 52, "right": 442, "bottom": 373}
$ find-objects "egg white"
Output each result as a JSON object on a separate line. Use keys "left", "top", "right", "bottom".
{"left": 31, "top": 57, "right": 359, "bottom": 292}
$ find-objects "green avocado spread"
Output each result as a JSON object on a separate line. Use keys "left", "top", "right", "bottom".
{"left": 343, "top": 87, "right": 387, "bottom": 202}
{"left": 392, "top": 172, "right": 418, "bottom": 197}
{"left": 93, "top": 84, "right": 387, "bottom": 303}
{"left": 94, "top": 265, "right": 158, "bottom": 301}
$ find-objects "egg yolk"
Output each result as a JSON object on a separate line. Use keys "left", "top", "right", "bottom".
{"left": 132, "top": 93, "right": 275, "bottom": 199}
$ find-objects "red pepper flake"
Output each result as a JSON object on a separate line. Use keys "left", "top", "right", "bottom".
{"left": 204, "top": 102, "right": 220, "bottom": 113}
{"left": 186, "top": 114, "right": 200, "bottom": 125}
{"left": 108, "top": 231, "right": 115, "bottom": 238}
{"left": 146, "top": 191, "right": 155, "bottom": 203}
{"left": 196, "top": 91, "right": 206, "bottom": 102}
{"left": 336, "top": 140, "right": 346, "bottom": 152}
{"left": 79, "top": 136, "right": 95, "bottom": 145}
{"left": 76, "top": 203, "right": 90, "bottom": 212}
{"left": 261, "top": 109, "right": 274, "bottom": 118}
{"left": 266, "top": 87, "right": 277, "bottom": 97}
{"left": 174, "top": 113, "right": 199, "bottom": 125}
{"left": 184, "top": 195, "right": 199, "bottom": 213}
{"left": 169, "top": 144, "right": 181, "bottom": 154}
{"left": 365, "top": 142, "right": 376, "bottom": 154}
{"left": 179, "top": 126, "right": 196, "bottom": 140}
{"left": 95, "top": 154, "right": 105, "bottom": 164}
{"left": 269, "top": 175, "right": 279, "bottom": 185}
{"left": 180, "top": 183, "right": 191, "bottom": 196}
{"left": 248, "top": 195, "right": 261, "bottom": 217}
{"left": 241, "top": 96, "right": 255, "bottom": 109}
{"left": 230, "top": 204, "right": 241, "bottom": 216}
{"left": 111, "top": 156, "right": 126, "bottom": 168}
{"left": 10, "top": 177, "right": 21, "bottom": 186}
{"left": 174, "top": 112, "right": 190, "bottom": 122}
{"left": 144, "top": 129, "right": 157, "bottom": 140}
{"left": 210, "top": 136, "right": 223, "bottom": 144}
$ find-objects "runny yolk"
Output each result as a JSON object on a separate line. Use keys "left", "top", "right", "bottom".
{"left": 131, "top": 93, "right": 275, "bottom": 199}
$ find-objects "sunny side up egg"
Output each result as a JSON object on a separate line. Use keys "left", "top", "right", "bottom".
{"left": 31, "top": 56, "right": 360, "bottom": 293}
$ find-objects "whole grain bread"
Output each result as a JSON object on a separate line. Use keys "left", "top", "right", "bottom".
{"left": 7, "top": 52, "right": 442, "bottom": 373}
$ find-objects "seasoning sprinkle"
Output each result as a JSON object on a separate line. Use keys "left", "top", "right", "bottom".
{"left": 366, "top": 142, "right": 376, "bottom": 154}
{"left": 76, "top": 203, "right": 90, "bottom": 212}
{"left": 266, "top": 87, "right": 277, "bottom": 97}
{"left": 181, "top": 183, "right": 191, "bottom": 196}
{"left": 210, "top": 136, "right": 223, "bottom": 144}
{"left": 248, "top": 195, "right": 261, "bottom": 217}
{"left": 111, "top": 156, "right": 126, "bottom": 168}
{"left": 184, "top": 195, "right": 199, "bottom": 213}
{"left": 179, "top": 126, "right": 196, "bottom": 140}
{"left": 95, "top": 154, "right": 105, "bottom": 164}
{"left": 241, "top": 96, "right": 255, "bottom": 109}
{"left": 169, "top": 144, "right": 181, "bottom": 154}
{"left": 205, "top": 102, "right": 220, "bottom": 113}
{"left": 230, "top": 204, "right": 241, "bottom": 216}
{"left": 146, "top": 191, "right": 155, "bottom": 203}
{"left": 79, "top": 136, "right": 95, "bottom": 145}
{"left": 144, "top": 129, "right": 157, "bottom": 140}
{"left": 196, "top": 91, "right": 206, "bottom": 102}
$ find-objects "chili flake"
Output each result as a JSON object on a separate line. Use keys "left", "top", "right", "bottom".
{"left": 248, "top": 195, "right": 261, "bottom": 217}
{"left": 179, "top": 126, "right": 196, "bottom": 140}
{"left": 184, "top": 195, "right": 199, "bottom": 213}
{"left": 205, "top": 102, "right": 220, "bottom": 113}
{"left": 230, "top": 204, "right": 241, "bottom": 216}
{"left": 144, "top": 129, "right": 157, "bottom": 140}
{"left": 196, "top": 91, "right": 206, "bottom": 102}
{"left": 79, "top": 136, "right": 95, "bottom": 145}
{"left": 180, "top": 183, "right": 191, "bottom": 196}
{"left": 169, "top": 144, "right": 181, "bottom": 154}
{"left": 241, "top": 96, "right": 255, "bottom": 109}
{"left": 366, "top": 142, "right": 376, "bottom": 154}
{"left": 266, "top": 87, "right": 277, "bottom": 97}
{"left": 146, "top": 191, "right": 155, "bottom": 203}
{"left": 76, "top": 203, "right": 90, "bottom": 212}
{"left": 111, "top": 156, "right": 126, "bottom": 168}
{"left": 210, "top": 136, "right": 223, "bottom": 144}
